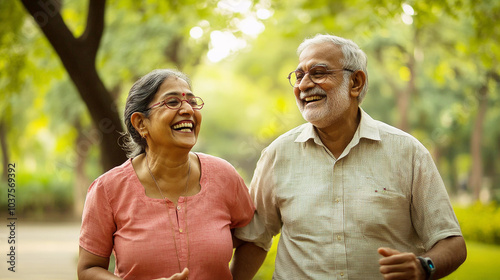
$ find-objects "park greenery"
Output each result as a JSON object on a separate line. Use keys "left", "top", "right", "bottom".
{"left": 1, "top": 0, "right": 500, "bottom": 276}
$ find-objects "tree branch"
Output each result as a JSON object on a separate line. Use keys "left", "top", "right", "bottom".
{"left": 20, "top": 0, "right": 76, "bottom": 60}
{"left": 79, "top": 0, "right": 105, "bottom": 57}
{"left": 20, "top": 0, "right": 126, "bottom": 171}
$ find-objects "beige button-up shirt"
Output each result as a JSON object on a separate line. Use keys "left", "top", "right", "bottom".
{"left": 235, "top": 109, "right": 462, "bottom": 279}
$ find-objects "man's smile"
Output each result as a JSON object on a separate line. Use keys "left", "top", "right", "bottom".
{"left": 304, "top": 95, "right": 325, "bottom": 103}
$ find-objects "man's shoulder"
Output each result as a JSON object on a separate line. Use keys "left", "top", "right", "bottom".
{"left": 375, "top": 120, "right": 410, "bottom": 137}
{"left": 267, "top": 123, "right": 310, "bottom": 148}
{"left": 370, "top": 118, "right": 428, "bottom": 152}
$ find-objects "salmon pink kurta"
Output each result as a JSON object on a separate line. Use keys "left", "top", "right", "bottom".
{"left": 80, "top": 153, "right": 255, "bottom": 280}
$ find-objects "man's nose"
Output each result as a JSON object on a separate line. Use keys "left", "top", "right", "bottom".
{"left": 297, "top": 74, "right": 316, "bottom": 91}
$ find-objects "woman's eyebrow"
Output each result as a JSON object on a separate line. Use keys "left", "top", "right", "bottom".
{"left": 159, "top": 91, "right": 194, "bottom": 99}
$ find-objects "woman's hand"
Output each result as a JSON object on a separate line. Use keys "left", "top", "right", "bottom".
{"left": 153, "top": 268, "right": 189, "bottom": 280}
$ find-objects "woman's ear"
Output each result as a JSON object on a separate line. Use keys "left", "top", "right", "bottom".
{"left": 349, "top": 70, "right": 367, "bottom": 99}
{"left": 131, "top": 112, "right": 148, "bottom": 138}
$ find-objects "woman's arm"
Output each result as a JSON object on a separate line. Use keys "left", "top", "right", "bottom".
{"left": 231, "top": 236, "right": 267, "bottom": 280}
{"left": 77, "top": 246, "right": 121, "bottom": 280}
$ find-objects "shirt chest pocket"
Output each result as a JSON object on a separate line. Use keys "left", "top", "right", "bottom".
{"left": 346, "top": 176, "right": 412, "bottom": 238}
{"left": 279, "top": 194, "right": 334, "bottom": 243}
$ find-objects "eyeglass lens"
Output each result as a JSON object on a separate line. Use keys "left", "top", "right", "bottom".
{"left": 163, "top": 96, "right": 204, "bottom": 110}
{"left": 288, "top": 66, "right": 331, "bottom": 87}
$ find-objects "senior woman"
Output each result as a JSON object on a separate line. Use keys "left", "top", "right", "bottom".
{"left": 78, "top": 69, "right": 255, "bottom": 280}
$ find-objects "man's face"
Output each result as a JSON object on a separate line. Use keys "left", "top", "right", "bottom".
{"left": 293, "top": 42, "right": 353, "bottom": 129}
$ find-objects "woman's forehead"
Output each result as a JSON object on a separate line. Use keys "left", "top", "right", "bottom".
{"left": 155, "top": 76, "right": 192, "bottom": 97}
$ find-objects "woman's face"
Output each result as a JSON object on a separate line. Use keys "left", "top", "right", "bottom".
{"left": 143, "top": 76, "right": 202, "bottom": 152}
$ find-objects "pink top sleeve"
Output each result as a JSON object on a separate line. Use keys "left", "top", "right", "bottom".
{"left": 79, "top": 153, "right": 255, "bottom": 280}
{"left": 79, "top": 174, "right": 117, "bottom": 257}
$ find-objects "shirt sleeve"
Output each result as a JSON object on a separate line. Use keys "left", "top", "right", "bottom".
{"left": 79, "top": 177, "right": 117, "bottom": 257}
{"left": 410, "top": 146, "right": 463, "bottom": 250}
{"left": 234, "top": 147, "right": 281, "bottom": 251}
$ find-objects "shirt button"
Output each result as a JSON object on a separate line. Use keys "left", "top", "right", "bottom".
{"left": 179, "top": 228, "right": 183, "bottom": 233}
{"left": 177, "top": 206, "right": 181, "bottom": 210}
{"left": 335, "top": 198, "right": 341, "bottom": 203}
{"left": 337, "top": 235, "right": 342, "bottom": 240}
{"left": 340, "top": 272, "right": 344, "bottom": 276}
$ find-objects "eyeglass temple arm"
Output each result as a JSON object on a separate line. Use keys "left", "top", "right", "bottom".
{"left": 148, "top": 101, "right": 163, "bottom": 109}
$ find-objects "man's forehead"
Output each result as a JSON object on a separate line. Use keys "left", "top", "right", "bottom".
{"left": 297, "top": 42, "right": 343, "bottom": 70}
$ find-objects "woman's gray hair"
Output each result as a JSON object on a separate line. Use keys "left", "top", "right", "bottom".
{"left": 120, "top": 69, "right": 192, "bottom": 158}
{"left": 297, "top": 34, "right": 369, "bottom": 103}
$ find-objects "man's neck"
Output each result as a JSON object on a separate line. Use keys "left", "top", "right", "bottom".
{"left": 315, "top": 108, "right": 361, "bottom": 158}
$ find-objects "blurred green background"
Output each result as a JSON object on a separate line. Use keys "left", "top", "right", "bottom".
{"left": 1, "top": 0, "right": 499, "bottom": 279}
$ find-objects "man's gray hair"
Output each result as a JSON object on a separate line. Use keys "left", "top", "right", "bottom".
{"left": 297, "top": 34, "right": 369, "bottom": 103}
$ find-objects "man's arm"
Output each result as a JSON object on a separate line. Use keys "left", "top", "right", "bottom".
{"left": 422, "top": 236, "right": 467, "bottom": 278}
{"left": 231, "top": 237, "right": 268, "bottom": 280}
{"left": 378, "top": 236, "right": 466, "bottom": 280}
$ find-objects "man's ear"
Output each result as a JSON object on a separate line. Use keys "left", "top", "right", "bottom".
{"left": 131, "top": 112, "right": 148, "bottom": 137}
{"left": 349, "top": 70, "right": 366, "bottom": 98}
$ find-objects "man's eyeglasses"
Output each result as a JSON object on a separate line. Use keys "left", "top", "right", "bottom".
{"left": 287, "top": 66, "right": 354, "bottom": 87}
{"left": 148, "top": 96, "right": 204, "bottom": 111}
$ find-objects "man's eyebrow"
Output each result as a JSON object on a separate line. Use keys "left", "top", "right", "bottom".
{"left": 295, "top": 63, "right": 328, "bottom": 72}
{"left": 311, "top": 63, "right": 328, "bottom": 68}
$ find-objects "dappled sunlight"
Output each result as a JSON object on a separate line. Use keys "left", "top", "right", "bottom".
{"left": 1, "top": 0, "right": 499, "bottom": 278}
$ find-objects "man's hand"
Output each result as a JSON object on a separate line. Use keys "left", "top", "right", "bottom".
{"left": 378, "top": 247, "right": 425, "bottom": 280}
{"left": 153, "top": 268, "right": 189, "bottom": 280}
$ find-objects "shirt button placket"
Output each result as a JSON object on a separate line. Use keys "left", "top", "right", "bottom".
{"left": 332, "top": 160, "right": 347, "bottom": 278}
{"left": 176, "top": 198, "right": 188, "bottom": 263}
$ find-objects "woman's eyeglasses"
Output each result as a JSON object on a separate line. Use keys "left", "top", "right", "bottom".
{"left": 148, "top": 96, "right": 204, "bottom": 111}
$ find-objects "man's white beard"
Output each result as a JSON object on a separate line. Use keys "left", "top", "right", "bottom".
{"left": 298, "top": 78, "right": 351, "bottom": 128}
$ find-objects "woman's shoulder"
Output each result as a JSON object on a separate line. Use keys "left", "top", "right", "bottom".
{"left": 90, "top": 159, "right": 135, "bottom": 192}
{"left": 195, "top": 153, "right": 247, "bottom": 199}
{"left": 196, "top": 152, "right": 242, "bottom": 180}
{"left": 196, "top": 152, "right": 235, "bottom": 169}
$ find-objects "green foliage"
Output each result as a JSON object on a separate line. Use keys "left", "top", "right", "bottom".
{"left": 2, "top": 4, "right": 500, "bottom": 280}
{"left": 2, "top": 0, "right": 499, "bottom": 215}
{"left": 455, "top": 202, "right": 500, "bottom": 245}
{"left": 0, "top": 169, "right": 73, "bottom": 218}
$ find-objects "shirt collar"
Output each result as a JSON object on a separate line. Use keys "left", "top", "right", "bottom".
{"left": 294, "top": 108, "right": 381, "bottom": 145}
{"left": 358, "top": 108, "right": 381, "bottom": 141}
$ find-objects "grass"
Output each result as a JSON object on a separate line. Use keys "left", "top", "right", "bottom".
{"left": 443, "top": 241, "right": 500, "bottom": 280}
{"left": 253, "top": 238, "right": 500, "bottom": 279}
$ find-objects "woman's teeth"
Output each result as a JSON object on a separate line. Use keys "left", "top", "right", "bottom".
{"left": 172, "top": 122, "right": 193, "bottom": 131}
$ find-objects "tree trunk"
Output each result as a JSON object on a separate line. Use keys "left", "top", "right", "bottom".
{"left": 397, "top": 30, "right": 418, "bottom": 133}
{"left": 73, "top": 121, "right": 91, "bottom": 217}
{"left": 374, "top": 41, "right": 416, "bottom": 133}
{"left": 396, "top": 69, "right": 413, "bottom": 132}
{"left": 468, "top": 79, "right": 488, "bottom": 201}
{"left": 20, "top": 0, "right": 126, "bottom": 172}
{"left": 0, "top": 121, "right": 9, "bottom": 180}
